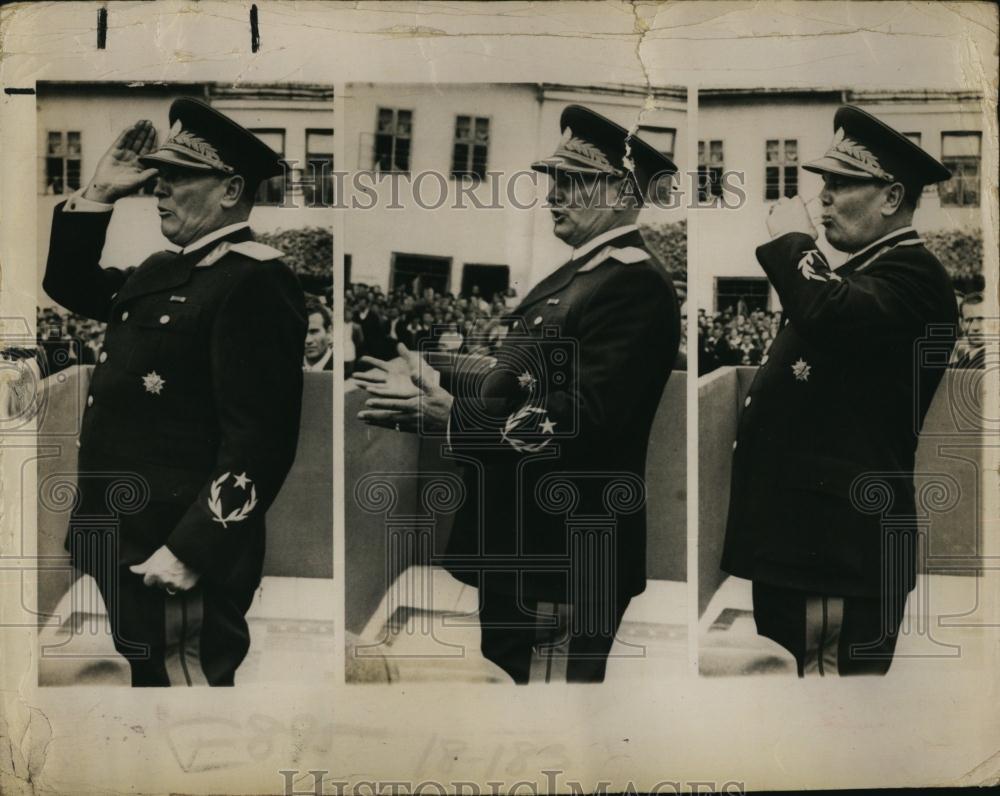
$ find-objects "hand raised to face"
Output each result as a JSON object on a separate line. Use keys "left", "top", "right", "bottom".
{"left": 766, "top": 195, "right": 818, "bottom": 241}
{"left": 83, "top": 120, "right": 160, "bottom": 204}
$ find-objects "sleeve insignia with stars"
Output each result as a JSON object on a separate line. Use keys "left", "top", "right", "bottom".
{"left": 796, "top": 249, "right": 840, "bottom": 282}
{"left": 500, "top": 405, "right": 557, "bottom": 453}
{"left": 207, "top": 471, "right": 258, "bottom": 527}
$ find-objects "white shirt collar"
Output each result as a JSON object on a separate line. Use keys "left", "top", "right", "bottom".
{"left": 304, "top": 347, "right": 332, "bottom": 372}
{"left": 571, "top": 224, "right": 639, "bottom": 261}
{"left": 174, "top": 222, "right": 251, "bottom": 255}
{"left": 847, "top": 225, "right": 919, "bottom": 264}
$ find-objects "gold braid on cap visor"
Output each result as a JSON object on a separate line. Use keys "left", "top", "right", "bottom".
{"left": 553, "top": 129, "right": 624, "bottom": 177}
{"left": 157, "top": 122, "right": 235, "bottom": 173}
{"left": 823, "top": 128, "right": 895, "bottom": 182}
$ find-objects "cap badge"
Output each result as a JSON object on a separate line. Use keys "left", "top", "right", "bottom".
{"left": 828, "top": 127, "right": 894, "bottom": 181}
{"left": 162, "top": 122, "right": 234, "bottom": 174}
{"left": 558, "top": 126, "right": 622, "bottom": 176}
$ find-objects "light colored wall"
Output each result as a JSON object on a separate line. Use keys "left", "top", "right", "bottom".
{"left": 694, "top": 95, "right": 984, "bottom": 311}
{"left": 344, "top": 83, "right": 687, "bottom": 296}
{"left": 344, "top": 83, "right": 542, "bottom": 295}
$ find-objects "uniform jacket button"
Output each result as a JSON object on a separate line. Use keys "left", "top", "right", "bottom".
{"left": 159, "top": 314, "right": 170, "bottom": 324}
{"left": 732, "top": 439, "right": 738, "bottom": 450}
{"left": 121, "top": 311, "right": 129, "bottom": 321}
{"left": 744, "top": 395, "right": 752, "bottom": 408}
{"left": 533, "top": 315, "right": 543, "bottom": 325}
{"left": 75, "top": 440, "right": 81, "bottom": 449}
{"left": 98, "top": 351, "right": 108, "bottom": 363}
{"left": 86, "top": 395, "right": 94, "bottom": 407}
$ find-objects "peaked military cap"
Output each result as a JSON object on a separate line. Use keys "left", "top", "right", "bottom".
{"left": 531, "top": 104, "right": 678, "bottom": 202}
{"left": 140, "top": 97, "right": 283, "bottom": 183}
{"left": 803, "top": 105, "right": 951, "bottom": 188}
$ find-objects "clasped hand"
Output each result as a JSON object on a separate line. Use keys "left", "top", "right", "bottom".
{"left": 129, "top": 546, "right": 199, "bottom": 595}
{"left": 355, "top": 343, "right": 454, "bottom": 433}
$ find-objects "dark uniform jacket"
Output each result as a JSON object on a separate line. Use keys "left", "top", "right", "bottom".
{"left": 440, "top": 229, "right": 681, "bottom": 604}
{"left": 721, "top": 228, "right": 957, "bottom": 598}
{"left": 44, "top": 204, "right": 306, "bottom": 602}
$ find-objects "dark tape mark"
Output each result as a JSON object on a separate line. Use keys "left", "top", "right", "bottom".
{"left": 250, "top": 4, "right": 260, "bottom": 53}
{"left": 97, "top": 7, "right": 108, "bottom": 50}
{"left": 4, "top": 88, "right": 35, "bottom": 95}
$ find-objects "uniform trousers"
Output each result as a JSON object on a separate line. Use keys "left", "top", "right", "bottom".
{"left": 478, "top": 584, "right": 631, "bottom": 684}
{"left": 92, "top": 564, "right": 251, "bottom": 687}
{"left": 752, "top": 581, "right": 907, "bottom": 677}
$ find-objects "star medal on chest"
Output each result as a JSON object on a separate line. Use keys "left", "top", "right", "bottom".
{"left": 791, "top": 358, "right": 811, "bottom": 382}
{"left": 517, "top": 370, "right": 537, "bottom": 391}
{"left": 142, "top": 371, "right": 166, "bottom": 395}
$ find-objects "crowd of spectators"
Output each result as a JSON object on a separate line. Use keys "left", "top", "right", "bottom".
{"left": 31, "top": 306, "right": 106, "bottom": 375}
{"left": 698, "top": 284, "right": 988, "bottom": 376}
{"left": 697, "top": 305, "right": 782, "bottom": 375}
{"left": 343, "top": 283, "right": 520, "bottom": 373}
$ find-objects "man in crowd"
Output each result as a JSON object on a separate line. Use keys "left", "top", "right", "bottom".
{"left": 357, "top": 105, "right": 681, "bottom": 683}
{"left": 383, "top": 305, "right": 404, "bottom": 346}
{"left": 304, "top": 298, "right": 334, "bottom": 371}
{"left": 354, "top": 295, "right": 388, "bottom": 363}
{"left": 44, "top": 98, "right": 306, "bottom": 686}
{"left": 721, "top": 105, "right": 957, "bottom": 676}
{"left": 953, "top": 291, "right": 986, "bottom": 369}
{"left": 344, "top": 302, "right": 364, "bottom": 378}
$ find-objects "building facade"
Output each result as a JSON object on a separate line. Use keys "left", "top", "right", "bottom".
{"left": 343, "top": 82, "right": 687, "bottom": 299}
{"left": 695, "top": 89, "right": 985, "bottom": 313}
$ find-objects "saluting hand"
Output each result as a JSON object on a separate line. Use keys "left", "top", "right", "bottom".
{"left": 766, "top": 195, "right": 818, "bottom": 240}
{"left": 358, "top": 343, "right": 453, "bottom": 432}
{"left": 129, "top": 545, "right": 200, "bottom": 595}
{"left": 83, "top": 120, "right": 160, "bottom": 204}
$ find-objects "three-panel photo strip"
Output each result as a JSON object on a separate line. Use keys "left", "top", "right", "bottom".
{"left": 4, "top": 3, "right": 996, "bottom": 790}
{"left": 30, "top": 79, "right": 989, "bottom": 686}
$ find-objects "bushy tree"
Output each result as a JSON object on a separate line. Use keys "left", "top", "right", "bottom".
{"left": 639, "top": 219, "right": 687, "bottom": 282}
{"left": 255, "top": 227, "right": 333, "bottom": 277}
{"left": 923, "top": 228, "right": 983, "bottom": 293}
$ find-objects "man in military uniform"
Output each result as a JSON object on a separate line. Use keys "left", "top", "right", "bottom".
{"left": 720, "top": 106, "right": 958, "bottom": 676}
{"left": 357, "top": 106, "right": 681, "bottom": 683}
{"left": 44, "top": 98, "right": 307, "bottom": 686}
